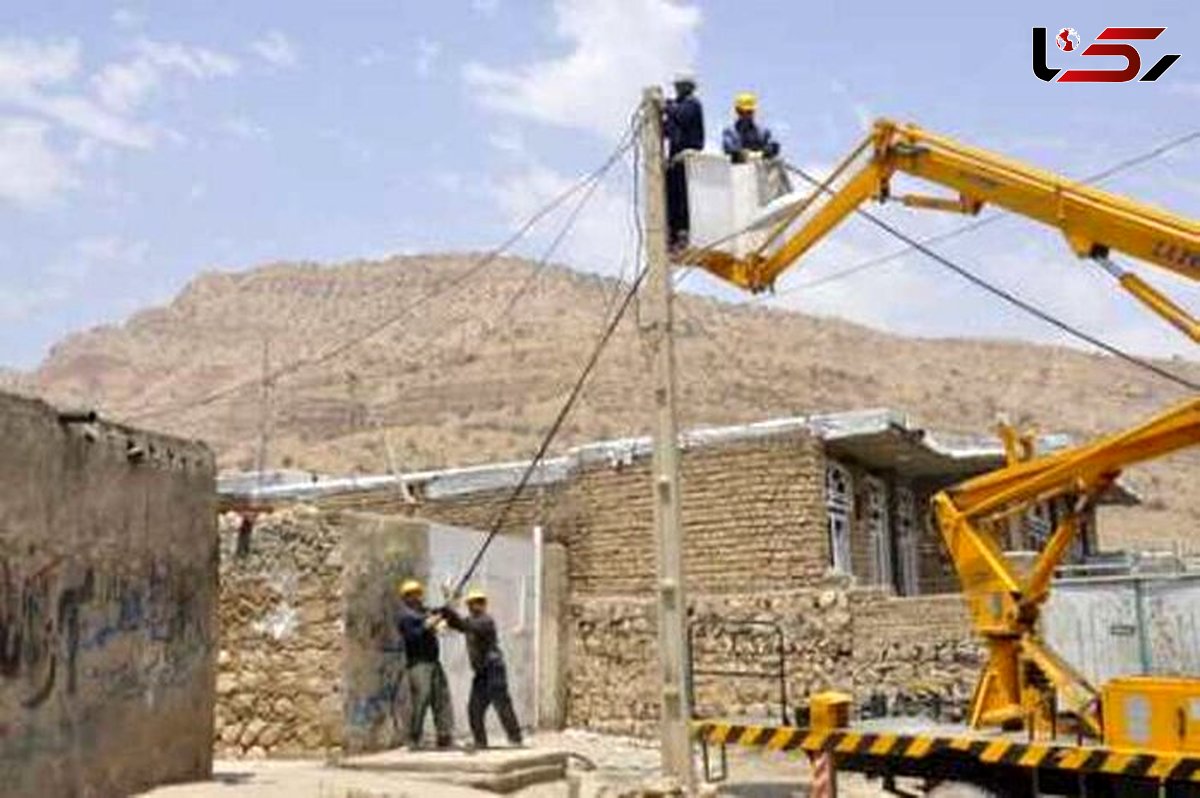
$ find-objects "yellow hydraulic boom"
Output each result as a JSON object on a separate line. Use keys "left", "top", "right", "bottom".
{"left": 690, "top": 118, "right": 1200, "bottom": 343}
{"left": 688, "top": 118, "right": 1200, "bottom": 745}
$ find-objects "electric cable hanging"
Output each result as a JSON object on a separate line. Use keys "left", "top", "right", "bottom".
{"left": 769, "top": 128, "right": 1200, "bottom": 298}
{"left": 450, "top": 266, "right": 649, "bottom": 597}
{"left": 127, "top": 123, "right": 641, "bottom": 424}
{"left": 784, "top": 162, "right": 1200, "bottom": 392}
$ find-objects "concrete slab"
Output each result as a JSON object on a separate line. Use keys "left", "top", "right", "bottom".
{"left": 136, "top": 759, "right": 569, "bottom": 798}
{"left": 339, "top": 747, "right": 569, "bottom": 793}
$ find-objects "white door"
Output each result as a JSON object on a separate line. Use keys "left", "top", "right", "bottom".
{"left": 865, "top": 476, "right": 893, "bottom": 591}
{"left": 825, "top": 462, "right": 853, "bottom": 575}
{"left": 895, "top": 486, "right": 920, "bottom": 596}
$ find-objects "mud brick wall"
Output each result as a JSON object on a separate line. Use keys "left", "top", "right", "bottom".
{"left": 566, "top": 588, "right": 980, "bottom": 736}
{"left": 0, "top": 393, "right": 217, "bottom": 798}
{"left": 563, "top": 434, "right": 829, "bottom": 595}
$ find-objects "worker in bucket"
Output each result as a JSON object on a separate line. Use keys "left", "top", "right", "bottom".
{"left": 663, "top": 70, "right": 704, "bottom": 253}
{"left": 722, "top": 92, "right": 781, "bottom": 164}
{"left": 396, "top": 579, "right": 454, "bottom": 749}
{"left": 438, "top": 587, "right": 523, "bottom": 749}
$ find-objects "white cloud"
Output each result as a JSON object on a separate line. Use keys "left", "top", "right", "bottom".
{"left": 0, "top": 36, "right": 241, "bottom": 205}
{"left": 0, "top": 283, "right": 69, "bottom": 322}
{"left": 0, "top": 117, "right": 78, "bottom": 207}
{"left": 487, "top": 145, "right": 638, "bottom": 278}
{"left": 1167, "top": 82, "right": 1200, "bottom": 99}
{"left": 0, "top": 234, "right": 149, "bottom": 323}
{"left": 471, "top": 0, "right": 501, "bottom": 16}
{"left": 0, "top": 38, "right": 81, "bottom": 91}
{"left": 93, "top": 38, "right": 239, "bottom": 114}
{"left": 74, "top": 234, "right": 149, "bottom": 265}
{"left": 221, "top": 116, "right": 270, "bottom": 142}
{"left": 250, "top": 30, "right": 299, "bottom": 69}
{"left": 415, "top": 38, "right": 441, "bottom": 78}
{"left": 111, "top": 8, "right": 145, "bottom": 30}
{"left": 356, "top": 47, "right": 393, "bottom": 68}
{"left": 463, "top": 0, "right": 700, "bottom": 139}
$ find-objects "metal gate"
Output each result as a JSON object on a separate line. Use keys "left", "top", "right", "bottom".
{"left": 1043, "top": 572, "right": 1200, "bottom": 687}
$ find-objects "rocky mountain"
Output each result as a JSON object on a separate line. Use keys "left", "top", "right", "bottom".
{"left": 17, "top": 254, "right": 1200, "bottom": 550}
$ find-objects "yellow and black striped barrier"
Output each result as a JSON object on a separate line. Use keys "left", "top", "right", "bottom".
{"left": 692, "top": 720, "right": 1200, "bottom": 783}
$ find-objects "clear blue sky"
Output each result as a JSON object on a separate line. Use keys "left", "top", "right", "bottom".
{"left": 0, "top": 0, "right": 1196, "bottom": 367}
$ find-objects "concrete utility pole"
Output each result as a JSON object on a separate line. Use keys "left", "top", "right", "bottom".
{"left": 639, "top": 84, "right": 695, "bottom": 790}
{"left": 254, "top": 336, "right": 273, "bottom": 488}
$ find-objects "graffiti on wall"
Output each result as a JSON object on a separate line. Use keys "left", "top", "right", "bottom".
{"left": 0, "top": 553, "right": 211, "bottom": 713}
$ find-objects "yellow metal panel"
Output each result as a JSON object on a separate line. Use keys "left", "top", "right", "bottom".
{"left": 1018, "top": 744, "right": 1052, "bottom": 768}
{"left": 803, "top": 731, "right": 830, "bottom": 751}
{"left": 810, "top": 691, "right": 853, "bottom": 730}
{"left": 835, "top": 733, "right": 862, "bottom": 753}
{"left": 1058, "top": 749, "right": 1092, "bottom": 771}
{"left": 1148, "top": 755, "right": 1181, "bottom": 780}
{"left": 1103, "top": 676, "right": 1200, "bottom": 754}
{"left": 905, "top": 736, "right": 936, "bottom": 758}
{"left": 869, "top": 734, "right": 898, "bottom": 755}
{"left": 980, "top": 740, "right": 1012, "bottom": 763}
{"left": 766, "top": 727, "right": 793, "bottom": 751}
{"left": 1100, "top": 753, "right": 1133, "bottom": 774}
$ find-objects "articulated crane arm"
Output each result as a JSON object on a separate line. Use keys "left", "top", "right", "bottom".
{"left": 687, "top": 119, "right": 1200, "bottom": 737}
{"left": 932, "top": 397, "right": 1200, "bottom": 737}
{"left": 693, "top": 119, "right": 1200, "bottom": 343}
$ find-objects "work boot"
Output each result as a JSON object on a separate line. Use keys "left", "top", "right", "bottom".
{"left": 435, "top": 736, "right": 455, "bottom": 750}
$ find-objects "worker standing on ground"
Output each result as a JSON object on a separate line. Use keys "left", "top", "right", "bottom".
{"left": 663, "top": 71, "right": 704, "bottom": 253}
{"left": 396, "top": 579, "right": 454, "bottom": 749}
{"left": 438, "top": 588, "right": 523, "bottom": 749}
{"left": 722, "top": 92, "right": 780, "bottom": 164}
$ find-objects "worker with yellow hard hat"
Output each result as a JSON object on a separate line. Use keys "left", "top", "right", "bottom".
{"left": 395, "top": 578, "right": 454, "bottom": 748}
{"left": 722, "top": 91, "right": 781, "bottom": 164}
{"left": 439, "top": 586, "right": 524, "bottom": 748}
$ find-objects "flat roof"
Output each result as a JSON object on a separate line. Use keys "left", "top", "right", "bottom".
{"left": 220, "top": 407, "right": 1134, "bottom": 506}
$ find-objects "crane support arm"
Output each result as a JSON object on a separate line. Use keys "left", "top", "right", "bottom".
{"left": 695, "top": 119, "right": 1200, "bottom": 343}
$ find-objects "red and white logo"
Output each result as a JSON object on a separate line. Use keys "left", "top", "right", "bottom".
{"left": 1033, "top": 27, "right": 1180, "bottom": 83}
{"left": 1056, "top": 28, "right": 1081, "bottom": 52}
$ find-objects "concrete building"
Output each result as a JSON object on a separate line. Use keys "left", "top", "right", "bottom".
{"left": 0, "top": 392, "right": 217, "bottom": 797}
{"left": 216, "top": 408, "right": 1133, "bottom": 747}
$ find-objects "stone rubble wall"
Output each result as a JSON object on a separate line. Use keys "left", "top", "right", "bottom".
{"left": 567, "top": 588, "right": 981, "bottom": 737}
{"left": 0, "top": 392, "right": 217, "bottom": 798}
{"left": 216, "top": 507, "right": 344, "bottom": 758}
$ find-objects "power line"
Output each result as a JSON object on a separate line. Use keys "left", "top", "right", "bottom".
{"left": 784, "top": 163, "right": 1200, "bottom": 392}
{"left": 451, "top": 266, "right": 649, "bottom": 596}
{"left": 126, "top": 126, "right": 640, "bottom": 424}
{"left": 769, "top": 128, "right": 1200, "bottom": 298}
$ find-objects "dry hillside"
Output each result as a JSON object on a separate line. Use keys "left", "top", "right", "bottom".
{"left": 19, "top": 254, "right": 1200, "bottom": 550}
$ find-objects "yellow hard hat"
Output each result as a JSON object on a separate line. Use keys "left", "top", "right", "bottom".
{"left": 399, "top": 579, "right": 424, "bottom": 596}
{"left": 465, "top": 587, "right": 487, "bottom": 604}
{"left": 734, "top": 92, "right": 757, "bottom": 113}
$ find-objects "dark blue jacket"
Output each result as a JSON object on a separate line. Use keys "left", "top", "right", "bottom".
{"left": 397, "top": 602, "right": 440, "bottom": 666}
{"left": 722, "top": 117, "right": 780, "bottom": 162}
{"left": 664, "top": 95, "right": 704, "bottom": 159}
{"left": 441, "top": 606, "right": 504, "bottom": 673}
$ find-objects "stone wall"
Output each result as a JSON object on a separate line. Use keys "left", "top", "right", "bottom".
{"left": 216, "top": 507, "right": 344, "bottom": 758}
{"left": 216, "top": 507, "right": 536, "bottom": 758}
{"left": 0, "top": 393, "right": 217, "bottom": 798}
{"left": 566, "top": 588, "right": 980, "bottom": 737}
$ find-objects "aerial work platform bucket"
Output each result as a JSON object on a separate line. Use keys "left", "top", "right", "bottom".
{"left": 681, "top": 151, "right": 804, "bottom": 270}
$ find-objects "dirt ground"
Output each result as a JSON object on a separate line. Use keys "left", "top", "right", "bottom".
{"left": 138, "top": 729, "right": 1003, "bottom": 796}
{"left": 138, "top": 730, "right": 980, "bottom": 797}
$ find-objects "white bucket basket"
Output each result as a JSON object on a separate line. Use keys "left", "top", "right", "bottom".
{"left": 683, "top": 151, "right": 807, "bottom": 262}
